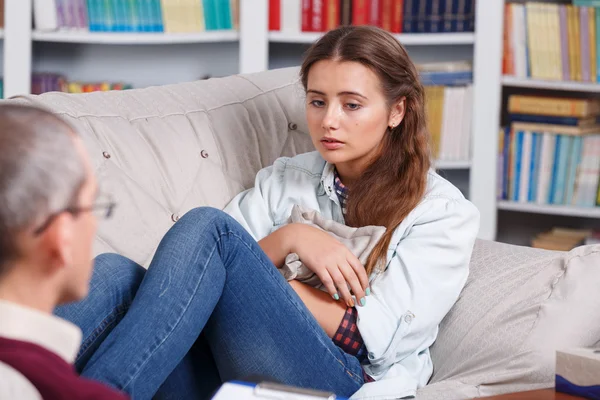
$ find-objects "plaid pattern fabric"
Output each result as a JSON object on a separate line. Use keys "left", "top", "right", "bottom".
{"left": 332, "top": 308, "right": 375, "bottom": 382}
{"left": 333, "top": 168, "right": 349, "bottom": 215}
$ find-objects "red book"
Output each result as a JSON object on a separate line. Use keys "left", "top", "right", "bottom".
{"left": 352, "top": 0, "right": 368, "bottom": 25}
{"left": 323, "top": 0, "right": 340, "bottom": 31}
{"left": 368, "top": 0, "right": 381, "bottom": 27}
{"left": 391, "top": 0, "right": 403, "bottom": 33}
{"left": 312, "top": 0, "right": 323, "bottom": 31}
{"left": 302, "top": 0, "right": 312, "bottom": 31}
{"left": 269, "top": 0, "right": 281, "bottom": 31}
{"left": 380, "top": 0, "right": 392, "bottom": 30}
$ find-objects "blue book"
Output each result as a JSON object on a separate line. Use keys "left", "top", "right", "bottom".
{"left": 463, "top": 0, "right": 473, "bottom": 32}
{"left": 565, "top": 136, "right": 583, "bottom": 205}
{"left": 87, "top": 0, "right": 98, "bottom": 31}
{"left": 410, "top": 0, "right": 420, "bottom": 33}
{"left": 420, "top": 71, "right": 473, "bottom": 86}
{"left": 442, "top": 0, "right": 452, "bottom": 32}
{"left": 112, "top": 0, "right": 123, "bottom": 31}
{"left": 502, "top": 127, "right": 511, "bottom": 200}
{"left": 416, "top": 0, "right": 428, "bottom": 33}
{"left": 451, "top": 0, "right": 460, "bottom": 32}
{"left": 153, "top": 0, "right": 163, "bottom": 32}
{"left": 513, "top": 131, "right": 524, "bottom": 201}
{"left": 430, "top": 0, "right": 442, "bottom": 33}
{"left": 548, "top": 135, "right": 561, "bottom": 204}
{"left": 552, "top": 136, "right": 573, "bottom": 205}
{"left": 203, "top": 0, "right": 215, "bottom": 30}
{"left": 528, "top": 133, "right": 540, "bottom": 202}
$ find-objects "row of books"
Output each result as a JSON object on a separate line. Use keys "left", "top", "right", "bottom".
{"left": 498, "top": 95, "right": 600, "bottom": 208}
{"left": 531, "top": 227, "right": 599, "bottom": 251}
{"left": 503, "top": 2, "right": 600, "bottom": 83}
{"left": 269, "top": 0, "right": 476, "bottom": 34}
{"left": 31, "top": 73, "right": 132, "bottom": 95}
{"left": 33, "top": 0, "right": 239, "bottom": 33}
{"left": 422, "top": 62, "right": 473, "bottom": 162}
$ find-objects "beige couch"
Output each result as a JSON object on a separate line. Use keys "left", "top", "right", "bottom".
{"left": 7, "top": 67, "right": 600, "bottom": 399}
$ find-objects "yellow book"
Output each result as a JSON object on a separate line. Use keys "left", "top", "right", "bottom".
{"left": 510, "top": 122, "right": 600, "bottom": 136}
{"left": 567, "top": 6, "right": 578, "bottom": 81}
{"left": 230, "top": 0, "right": 239, "bottom": 30}
{"left": 425, "top": 86, "right": 444, "bottom": 159}
{"left": 526, "top": 3, "right": 539, "bottom": 78}
{"left": 508, "top": 95, "right": 600, "bottom": 117}
{"left": 161, "top": 0, "right": 176, "bottom": 32}
{"left": 574, "top": 5, "right": 582, "bottom": 81}
{"left": 550, "top": 4, "right": 562, "bottom": 80}
{"left": 190, "top": 0, "right": 204, "bottom": 32}
{"left": 590, "top": 7, "right": 597, "bottom": 83}
{"left": 543, "top": 4, "right": 553, "bottom": 79}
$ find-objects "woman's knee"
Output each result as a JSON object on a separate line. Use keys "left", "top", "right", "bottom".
{"left": 92, "top": 253, "right": 146, "bottom": 292}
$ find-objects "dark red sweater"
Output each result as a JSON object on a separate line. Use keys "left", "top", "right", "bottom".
{"left": 0, "top": 337, "right": 128, "bottom": 399}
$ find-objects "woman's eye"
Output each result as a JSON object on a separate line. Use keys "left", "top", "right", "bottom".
{"left": 346, "top": 103, "right": 361, "bottom": 110}
{"left": 310, "top": 100, "right": 325, "bottom": 107}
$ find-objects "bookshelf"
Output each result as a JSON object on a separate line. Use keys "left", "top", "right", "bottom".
{"left": 0, "top": 0, "right": 507, "bottom": 242}
{"left": 497, "top": 1, "right": 600, "bottom": 247}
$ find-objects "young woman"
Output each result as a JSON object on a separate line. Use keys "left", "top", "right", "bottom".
{"left": 55, "top": 25, "right": 480, "bottom": 400}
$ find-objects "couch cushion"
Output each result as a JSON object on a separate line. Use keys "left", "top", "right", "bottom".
{"left": 421, "top": 240, "right": 600, "bottom": 398}
{"left": 6, "top": 67, "right": 313, "bottom": 267}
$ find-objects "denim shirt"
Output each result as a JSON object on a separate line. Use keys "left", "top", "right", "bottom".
{"left": 223, "top": 151, "right": 480, "bottom": 400}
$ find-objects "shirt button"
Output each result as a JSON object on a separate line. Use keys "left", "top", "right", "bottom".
{"left": 171, "top": 214, "right": 179, "bottom": 222}
{"left": 368, "top": 352, "right": 375, "bottom": 359}
{"left": 404, "top": 314, "right": 414, "bottom": 323}
{"left": 288, "top": 122, "right": 297, "bottom": 130}
{"left": 200, "top": 150, "right": 209, "bottom": 158}
{"left": 102, "top": 151, "right": 111, "bottom": 159}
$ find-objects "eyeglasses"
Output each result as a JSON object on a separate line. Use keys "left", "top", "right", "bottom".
{"left": 33, "top": 195, "right": 116, "bottom": 236}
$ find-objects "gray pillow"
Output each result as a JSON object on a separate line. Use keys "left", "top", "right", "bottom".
{"left": 279, "top": 204, "right": 386, "bottom": 291}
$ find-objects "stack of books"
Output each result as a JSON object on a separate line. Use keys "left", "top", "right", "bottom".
{"left": 531, "top": 227, "right": 599, "bottom": 251}
{"left": 268, "top": 0, "right": 476, "bottom": 34}
{"left": 498, "top": 95, "right": 600, "bottom": 208}
{"left": 33, "top": 0, "right": 239, "bottom": 33}
{"left": 421, "top": 61, "right": 473, "bottom": 163}
{"left": 503, "top": 1, "right": 600, "bottom": 82}
{"left": 31, "top": 73, "right": 132, "bottom": 95}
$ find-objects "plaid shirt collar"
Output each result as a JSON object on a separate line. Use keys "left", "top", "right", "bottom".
{"left": 333, "top": 168, "right": 349, "bottom": 215}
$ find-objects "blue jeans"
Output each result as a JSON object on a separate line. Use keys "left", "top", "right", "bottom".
{"left": 55, "top": 207, "right": 365, "bottom": 400}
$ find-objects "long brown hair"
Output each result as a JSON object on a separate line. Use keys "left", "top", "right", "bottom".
{"left": 300, "top": 25, "right": 431, "bottom": 276}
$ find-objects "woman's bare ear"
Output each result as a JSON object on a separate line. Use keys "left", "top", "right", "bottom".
{"left": 388, "top": 97, "right": 407, "bottom": 128}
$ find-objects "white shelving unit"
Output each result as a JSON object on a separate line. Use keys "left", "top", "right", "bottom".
{"left": 1, "top": 0, "right": 506, "bottom": 241}
{"left": 502, "top": 75, "right": 600, "bottom": 93}
{"left": 497, "top": 201, "right": 600, "bottom": 219}
{"left": 31, "top": 30, "right": 239, "bottom": 44}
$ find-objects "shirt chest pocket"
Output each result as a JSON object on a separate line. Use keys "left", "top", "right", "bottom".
{"left": 366, "top": 310, "right": 415, "bottom": 374}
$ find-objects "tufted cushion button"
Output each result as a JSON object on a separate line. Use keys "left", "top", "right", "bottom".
{"left": 288, "top": 122, "right": 297, "bottom": 130}
{"left": 171, "top": 214, "right": 179, "bottom": 222}
{"left": 200, "top": 150, "right": 209, "bottom": 159}
{"left": 102, "top": 151, "right": 111, "bottom": 159}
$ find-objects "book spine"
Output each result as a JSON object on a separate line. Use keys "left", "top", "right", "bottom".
{"left": 324, "top": 0, "right": 339, "bottom": 30}
{"left": 302, "top": 0, "right": 312, "bottom": 31}
{"left": 369, "top": 0, "right": 381, "bottom": 28}
{"left": 597, "top": 8, "right": 600, "bottom": 82}
{"left": 352, "top": 0, "right": 367, "bottom": 25}
{"left": 559, "top": 5, "right": 570, "bottom": 81}
{"left": 269, "top": 0, "right": 281, "bottom": 31}
{"left": 548, "top": 135, "right": 562, "bottom": 203}
{"left": 581, "top": 7, "right": 591, "bottom": 81}
{"left": 381, "top": 0, "right": 392, "bottom": 31}
{"left": 391, "top": 0, "right": 403, "bottom": 33}
{"left": 311, "top": 0, "right": 323, "bottom": 31}
{"left": 590, "top": 6, "right": 597, "bottom": 82}
{"left": 281, "top": 0, "right": 301, "bottom": 32}
{"left": 403, "top": 0, "right": 412, "bottom": 33}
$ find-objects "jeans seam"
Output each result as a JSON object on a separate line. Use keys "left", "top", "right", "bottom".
{"left": 224, "top": 230, "right": 365, "bottom": 386}
{"left": 78, "top": 306, "right": 128, "bottom": 359}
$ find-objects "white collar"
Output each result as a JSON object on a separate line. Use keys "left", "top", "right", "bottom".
{"left": 0, "top": 299, "right": 82, "bottom": 363}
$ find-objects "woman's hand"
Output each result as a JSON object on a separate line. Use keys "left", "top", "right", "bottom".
{"left": 290, "top": 223, "right": 370, "bottom": 308}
